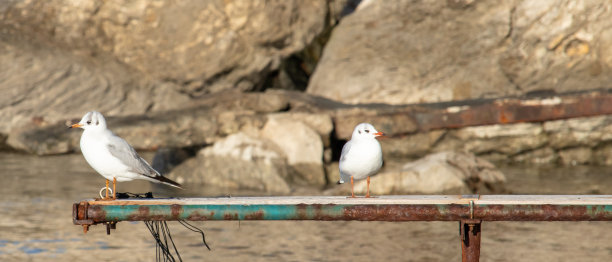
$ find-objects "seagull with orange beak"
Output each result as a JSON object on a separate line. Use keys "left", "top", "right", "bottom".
{"left": 337, "top": 123, "right": 384, "bottom": 198}
{"left": 70, "top": 111, "right": 181, "bottom": 200}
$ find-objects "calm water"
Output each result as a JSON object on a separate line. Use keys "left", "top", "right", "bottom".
{"left": 0, "top": 153, "right": 611, "bottom": 261}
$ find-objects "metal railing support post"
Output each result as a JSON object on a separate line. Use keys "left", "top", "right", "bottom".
{"left": 460, "top": 219, "right": 481, "bottom": 262}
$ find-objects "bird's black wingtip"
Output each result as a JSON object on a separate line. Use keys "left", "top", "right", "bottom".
{"left": 155, "top": 175, "right": 183, "bottom": 189}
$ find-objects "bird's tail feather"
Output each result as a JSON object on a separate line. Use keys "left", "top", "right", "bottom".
{"left": 337, "top": 171, "right": 347, "bottom": 184}
{"left": 153, "top": 175, "right": 183, "bottom": 189}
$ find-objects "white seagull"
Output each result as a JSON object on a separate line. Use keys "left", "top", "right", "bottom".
{"left": 338, "top": 123, "right": 384, "bottom": 198}
{"left": 70, "top": 111, "right": 182, "bottom": 200}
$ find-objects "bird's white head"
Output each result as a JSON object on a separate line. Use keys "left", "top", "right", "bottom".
{"left": 350, "top": 123, "right": 384, "bottom": 140}
{"left": 70, "top": 111, "right": 107, "bottom": 130}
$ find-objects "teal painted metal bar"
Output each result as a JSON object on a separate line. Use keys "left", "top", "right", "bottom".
{"left": 96, "top": 204, "right": 348, "bottom": 221}
{"left": 72, "top": 195, "right": 612, "bottom": 262}
{"left": 74, "top": 195, "right": 612, "bottom": 224}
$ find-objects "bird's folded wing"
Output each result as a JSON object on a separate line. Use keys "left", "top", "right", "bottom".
{"left": 340, "top": 140, "right": 352, "bottom": 162}
{"left": 107, "top": 135, "right": 160, "bottom": 178}
{"left": 338, "top": 140, "right": 353, "bottom": 182}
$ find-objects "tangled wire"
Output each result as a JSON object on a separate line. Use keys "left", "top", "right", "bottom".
{"left": 118, "top": 192, "right": 211, "bottom": 261}
{"left": 144, "top": 220, "right": 211, "bottom": 262}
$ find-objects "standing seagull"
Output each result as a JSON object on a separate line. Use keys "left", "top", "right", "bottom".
{"left": 70, "top": 111, "right": 182, "bottom": 200}
{"left": 338, "top": 123, "right": 384, "bottom": 198}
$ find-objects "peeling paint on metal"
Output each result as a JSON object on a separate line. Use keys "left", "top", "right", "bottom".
{"left": 74, "top": 197, "right": 612, "bottom": 225}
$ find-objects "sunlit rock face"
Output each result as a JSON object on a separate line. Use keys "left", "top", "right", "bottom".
{"left": 0, "top": 0, "right": 327, "bottom": 133}
{"left": 307, "top": 1, "right": 612, "bottom": 104}
{"left": 167, "top": 132, "right": 292, "bottom": 194}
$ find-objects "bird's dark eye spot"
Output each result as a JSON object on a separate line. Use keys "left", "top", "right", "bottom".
{"left": 365, "top": 130, "right": 370, "bottom": 133}
{"left": 95, "top": 121, "right": 99, "bottom": 125}
{"left": 358, "top": 130, "right": 362, "bottom": 134}
{"left": 86, "top": 120, "right": 91, "bottom": 124}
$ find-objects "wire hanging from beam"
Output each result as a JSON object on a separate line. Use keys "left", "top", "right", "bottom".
{"left": 177, "top": 220, "right": 212, "bottom": 250}
{"left": 144, "top": 221, "right": 181, "bottom": 262}
{"left": 144, "top": 220, "right": 212, "bottom": 262}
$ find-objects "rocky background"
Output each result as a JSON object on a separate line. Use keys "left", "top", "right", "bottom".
{"left": 2, "top": 0, "right": 612, "bottom": 194}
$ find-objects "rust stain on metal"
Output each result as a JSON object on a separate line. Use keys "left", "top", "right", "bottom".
{"left": 73, "top": 202, "right": 94, "bottom": 233}
{"left": 474, "top": 204, "right": 611, "bottom": 221}
{"left": 170, "top": 204, "right": 182, "bottom": 219}
{"left": 312, "top": 204, "right": 339, "bottom": 220}
{"left": 292, "top": 204, "right": 341, "bottom": 221}
{"left": 295, "top": 203, "right": 308, "bottom": 220}
{"left": 244, "top": 210, "right": 264, "bottom": 220}
{"left": 78, "top": 202, "right": 87, "bottom": 221}
{"left": 73, "top": 202, "right": 89, "bottom": 222}
{"left": 185, "top": 211, "right": 209, "bottom": 221}
{"left": 341, "top": 204, "right": 468, "bottom": 221}
{"left": 88, "top": 204, "right": 108, "bottom": 223}
{"left": 223, "top": 213, "right": 239, "bottom": 220}
{"left": 122, "top": 206, "right": 150, "bottom": 221}
{"left": 499, "top": 111, "right": 509, "bottom": 124}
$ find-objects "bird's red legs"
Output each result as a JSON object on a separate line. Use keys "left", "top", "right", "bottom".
{"left": 366, "top": 176, "right": 371, "bottom": 198}
{"left": 350, "top": 176, "right": 355, "bottom": 198}
{"left": 113, "top": 177, "right": 117, "bottom": 200}
{"left": 105, "top": 179, "right": 110, "bottom": 200}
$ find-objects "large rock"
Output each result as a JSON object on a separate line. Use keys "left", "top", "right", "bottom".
{"left": 261, "top": 115, "right": 326, "bottom": 185}
{"left": 0, "top": 0, "right": 327, "bottom": 93}
{"left": 265, "top": 112, "right": 334, "bottom": 147}
{"left": 332, "top": 151, "right": 506, "bottom": 195}
{"left": 0, "top": 0, "right": 327, "bottom": 135}
{"left": 0, "top": 39, "right": 189, "bottom": 135}
{"left": 379, "top": 130, "right": 447, "bottom": 159}
{"left": 382, "top": 115, "right": 612, "bottom": 166}
{"left": 167, "top": 132, "right": 291, "bottom": 194}
{"left": 307, "top": 0, "right": 612, "bottom": 104}
{"left": 544, "top": 115, "right": 612, "bottom": 149}
{"left": 446, "top": 123, "right": 547, "bottom": 155}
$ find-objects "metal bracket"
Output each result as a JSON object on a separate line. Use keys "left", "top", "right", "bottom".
{"left": 106, "top": 221, "right": 117, "bottom": 235}
{"left": 73, "top": 202, "right": 94, "bottom": 233}
{"left": 460, "top": 195, "right": 479, "bottom": 219}
{"left": 469, "top": 200, "right": 474, "bottom": 219}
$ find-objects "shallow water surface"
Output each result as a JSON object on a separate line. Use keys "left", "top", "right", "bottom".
{"left": 0, "top": 153, "right": 611, "bottom": 261}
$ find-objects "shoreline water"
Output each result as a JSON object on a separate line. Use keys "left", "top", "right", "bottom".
{"left": 1, "top": 153, "right": 610, "bottom": 261}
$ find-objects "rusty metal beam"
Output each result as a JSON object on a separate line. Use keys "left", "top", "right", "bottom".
{"left": 73, "top": 195, "right": 612, "bottom": 262}
{"left": 73, "top": 195, "right": 612, "bottom": 225}
{"left": 412, "top": 89, "right": 612, "bottom": 131}
{"left": 332, "top": 89, "right": 612, "bottom": 138}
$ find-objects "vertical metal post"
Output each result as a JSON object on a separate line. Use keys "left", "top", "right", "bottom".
{"left": 460, "top": 219, "right": 481, "bottom": 262}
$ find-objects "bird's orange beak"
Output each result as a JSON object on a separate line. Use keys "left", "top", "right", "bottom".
{"left": 374, "top": 131, "right": 385, "bottom": 137}
{"left": 70, "top": 123, "right": 82, "bottom": 129}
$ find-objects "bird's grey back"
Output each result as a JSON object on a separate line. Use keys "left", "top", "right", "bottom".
{"left": 106, "top": 134, "right": 160, "bottom": 178}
